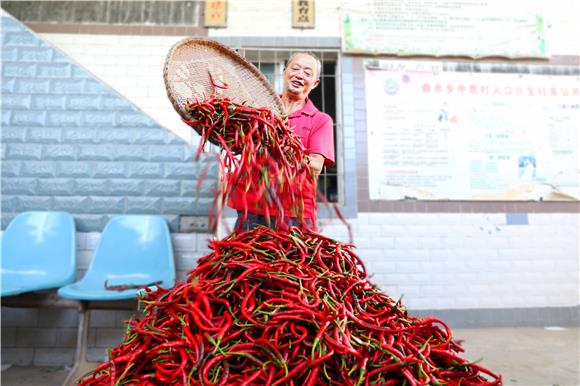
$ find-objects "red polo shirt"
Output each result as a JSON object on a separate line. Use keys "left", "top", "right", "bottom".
{"left": 228, "top": 98, "right": 335, "bottom": 222}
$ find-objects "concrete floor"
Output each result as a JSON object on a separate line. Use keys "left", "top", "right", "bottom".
{"left": 1, "top": 327, "right": 578, "bottom": 386}
{"left": 455, "top": 327, "right": 579, "bottom": 386}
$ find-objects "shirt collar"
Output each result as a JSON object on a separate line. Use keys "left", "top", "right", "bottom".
{"left": 284, "top": 97, "right": 318, "bottom": 118}
{"left": 299, "top": 98, "right": 317, "bottom": 117}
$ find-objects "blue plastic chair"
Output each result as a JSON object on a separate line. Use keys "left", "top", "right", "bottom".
{"left": 58, "top": 215, "right": 176, "bottom": 300}
{"left": 1, "top": 211, "right": 76, "bottom": 297}
{"left": 58, "top": 215, "right": 176, "bottom": 384}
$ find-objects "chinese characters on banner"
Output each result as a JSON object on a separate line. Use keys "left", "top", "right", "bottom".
{"left": 342, "top": 0, "right": 547, "bottom": 58}
{"left": 293, "top": 0, "right": 315, "bottom": 29}
{"left": 365, "top": 60, "right": 580, "bottom": 201}
{"left": 204, "top": 0, "right": 227, "bottom": 27}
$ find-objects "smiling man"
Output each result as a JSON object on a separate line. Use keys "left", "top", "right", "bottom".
{"left": 229, "top": 52, "right": 335, "bottom": 231}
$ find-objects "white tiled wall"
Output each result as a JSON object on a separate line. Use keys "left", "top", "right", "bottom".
{"left": 67, "top": 212, "right": 580, "bottom": 311}
{"left": 38, "top": 30, "right": 580, "bottom": 309}
{"left": 38, "top": 29, "right": 580, "bottom": 309}
{"left": 28, "top": 27, "right": 579, "bottom": 326}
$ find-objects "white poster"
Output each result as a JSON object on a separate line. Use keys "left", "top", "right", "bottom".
{"left": 342, "top": 0, "right": 547, "bottom": 58}
{"left": 365, "top": 60, "right": 580, "bottom": 201}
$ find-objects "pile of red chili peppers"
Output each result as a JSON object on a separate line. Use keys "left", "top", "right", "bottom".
{"left": 78, "top": 84, "right": 502, "bottom": 384}
{"left": 79, "top": 227, "right": 501, "bottom": 385}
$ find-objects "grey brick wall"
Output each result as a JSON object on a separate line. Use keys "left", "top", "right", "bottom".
{"left": 1, "top": 15, "right": 218, "bottom": 232}
{"left": 0, "top": 307, "right": 143, "bottom": 365}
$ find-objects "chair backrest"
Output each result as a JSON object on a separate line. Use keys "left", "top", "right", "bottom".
{"left": 1, "top": 211, "right": 76, "bottom": 296}
{"left": 82, "top": 215, "right": 175, "bottom": 289}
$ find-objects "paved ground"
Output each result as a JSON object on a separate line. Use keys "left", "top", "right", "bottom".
{"left": 455, "top": 327, "right": 579, "bottom": 386}
{"left": 1, "top": 327, "right": 578, "bottom": 386}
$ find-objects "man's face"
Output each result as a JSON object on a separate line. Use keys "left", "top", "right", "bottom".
{"left": 283, "top": 53, "right": 320, "bottom": 99}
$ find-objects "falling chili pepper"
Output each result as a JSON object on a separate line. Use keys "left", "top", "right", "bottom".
{"left": 183, "top": 94, "right": 315, "bottom": 232}
{"left": 103, "top": 280, "right": 163, "bottom": 292}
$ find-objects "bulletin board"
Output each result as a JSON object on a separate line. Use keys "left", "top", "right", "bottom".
{"left": 365, "top": 60, "right": 580, "bottom": 201}
{"left": 341, "top": 0, "right": 547, "bottom": 58}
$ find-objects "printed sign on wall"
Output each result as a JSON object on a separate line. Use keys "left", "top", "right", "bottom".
{"left": 293, "top": 0, "right": 315, "bottom": 29}
{"left": 205, "top": 0, "right": 227, "bottom": 27}
{"left": 365, "top": 60, "right": 579, "bottom": 201}
{"left": 342, "top": 0, "right": 547, "bottom": 58}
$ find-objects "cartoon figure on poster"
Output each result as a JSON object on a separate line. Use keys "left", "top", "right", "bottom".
{"left": 518, "top": 155, "right": 537, "bottom": 181}
{"left": 438, "top": 103, "right": 458, "bottom": 124}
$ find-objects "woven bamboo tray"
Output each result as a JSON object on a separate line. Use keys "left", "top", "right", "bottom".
{"left": 164, "top": 38, "right": 284, "bottom": 137}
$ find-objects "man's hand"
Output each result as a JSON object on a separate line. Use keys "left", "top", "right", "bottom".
{"left": 308, "top": 154, "right": 325, "bottom": 178}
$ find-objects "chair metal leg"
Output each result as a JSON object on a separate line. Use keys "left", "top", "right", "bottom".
{"left": 64, "top": 302, "right": 98, "bottom": 386}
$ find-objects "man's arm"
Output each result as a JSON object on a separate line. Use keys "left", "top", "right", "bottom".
{"left": 308, "top": 154, "right": 325, "bottom": 178}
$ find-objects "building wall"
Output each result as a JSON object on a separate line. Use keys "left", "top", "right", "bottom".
{"left": 207, "top": 0, "right": 341, "bottom": 38}
{"left": 38, "top": 12, "right": 576, "bottom": 312}
{"left": 341, "top": 55, "right": 580, "bottom": 312}
{"left": 1, "top": 3, "right": 579, "bottom": 368}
